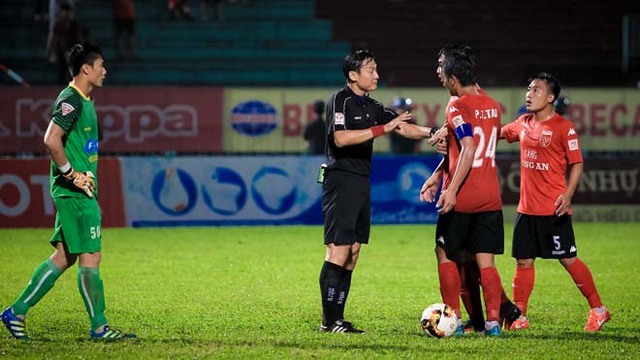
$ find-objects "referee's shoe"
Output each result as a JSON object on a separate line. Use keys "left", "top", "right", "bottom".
{"left": 319, "top": 319, "right": 364, "bottom": 333}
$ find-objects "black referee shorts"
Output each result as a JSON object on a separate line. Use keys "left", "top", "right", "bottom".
{"left": 511, "top": 213, "right": 577, "bottom": 259}
{"left": 435, "top": 210, "right": 504, "bottom": 261}
{"left": 322, "top": 170, "right": 370, "bottom": 245}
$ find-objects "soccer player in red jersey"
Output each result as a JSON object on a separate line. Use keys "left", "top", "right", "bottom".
{"left": 429, "top": 43, "right": 520, "bottom": 334}
{"left": 420, "top": 44, "right": 506, "bottom": 336}
{"left": 501, "top": 73, "right": 610, "bottom": 332}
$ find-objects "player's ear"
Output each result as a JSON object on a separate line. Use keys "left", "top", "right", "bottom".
{"left": 348, "top": 70, "right": 358, "bottom": 83}
{"left": 81, "top": 63, "right": 91, "bottom": 75}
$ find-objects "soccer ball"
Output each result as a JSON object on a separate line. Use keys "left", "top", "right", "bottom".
{"left": 420, "top": 303, "right": 458, "bottom": 338}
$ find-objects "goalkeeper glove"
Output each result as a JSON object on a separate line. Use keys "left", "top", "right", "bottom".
{"left": 62, "top": 168, "right": 95, "bottom": 198}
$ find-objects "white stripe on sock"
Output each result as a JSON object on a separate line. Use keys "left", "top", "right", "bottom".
{"left": 23, "top": 269, "right": 53, "bottom": 303}
{"left": 80, "top": 273, "right": 95, "bottom": 317}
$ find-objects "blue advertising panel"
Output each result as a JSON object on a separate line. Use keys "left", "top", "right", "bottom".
{"left": 370, "top": 155, "right": 442, "bottom": 224}
{"left": 121, "top": 155, "right": 442, "bottom": 227}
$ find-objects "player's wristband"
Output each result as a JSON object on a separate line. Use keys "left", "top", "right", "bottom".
{"left": 58, "top": 162, "right": 71, "bottom": 174}
{"left": 429, "top": 126, "right": 439, "bottom": 138}
{"left": 371, "top": 125, "right": 385, "bottom": 138}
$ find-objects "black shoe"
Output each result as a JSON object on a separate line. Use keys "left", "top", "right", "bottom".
{"left": 319, "top": 319, "right": 364, "bottom": 333}
{"left": 462, "top": 319, "right": 485, "bottom": 333}
{"left": 500, "top": 300, "right": 522, "bottom": 329}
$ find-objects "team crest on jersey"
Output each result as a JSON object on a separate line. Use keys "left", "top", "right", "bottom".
{"left": 540, "top": 130, "right": 553, "bottom": 147}
{"left": 334, "top": 112, "right": 345, "bottom": 125}
{"left": 60, "top": 102, "right": 75, "bottom": 116}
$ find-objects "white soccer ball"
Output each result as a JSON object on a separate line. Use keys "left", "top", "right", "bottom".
{"left": 420, "top": 303, "right": 458, "bottom": 338}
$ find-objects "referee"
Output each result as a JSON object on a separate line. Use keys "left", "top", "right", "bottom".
{"left": 318, "top": 48, "right": 439, "bottom": 333}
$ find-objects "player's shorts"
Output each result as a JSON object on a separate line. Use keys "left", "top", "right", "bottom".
{"left": 322, "top": 170, "right": 370, "bottom": 245}
{"left": 511, "top": 213, "right": 577, "bottom": 259}
{"left": 50, "top": 196, "right": 102, "bottom": 254}
{"left": 435, "top": 210, "right": 504, "bottom": 261}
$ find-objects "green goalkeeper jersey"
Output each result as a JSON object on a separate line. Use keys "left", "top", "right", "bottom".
{"left": 49, "top": 84, "right": 100, "bottom": 198}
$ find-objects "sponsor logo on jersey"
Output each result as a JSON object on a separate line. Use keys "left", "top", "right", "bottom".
{"left": 334, "top": 112, "right": 345, "bottom": 125}
{"left": 568, "top": 127, "right": 576, "bottom": 136}
{"left": 568, "top": 139, "right": 579, "bottom": 151}
{"left": 540, "top": 130, "right": 552, "bottom": 147}
{"left": 525, "top": 149, "right": 538, "bottom": 160}
{"left": 61, "top": 102, "right": 75, "bottom": 116}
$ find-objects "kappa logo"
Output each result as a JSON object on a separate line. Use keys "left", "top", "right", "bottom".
{"left": 436, "top": 236, "right": 445, "bottom": 245}
{"left": 568, "top": 127, "right": 576, "bottom": 136}
{"left": 334, "top": 112, "right": 345, "bottom": 125}
{"left": 60, "top": 102, "right": 75, "bottom": 116}
{"left": 449, "top": 106, "right": 458, "bottom": 113}
{"left": 570, "top": 245, "right": 577, "bottom": 253}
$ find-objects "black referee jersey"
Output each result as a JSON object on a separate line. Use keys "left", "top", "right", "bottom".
{"left": 325, "top": 86, "right": 397, "bottom": 177}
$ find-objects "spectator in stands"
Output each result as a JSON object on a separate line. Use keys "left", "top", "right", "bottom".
{"left": 114, "top": 0, "right": 139, "bottom": 60}
{"left": 168, "top": 0, "right": 195, "bottom": 20}
{"left": 34, "top": 0, "right": 48, "bottom": 21}
{"left": 303, "top": 100, "right": 326, "bottom": 155}
{"left": 388, "top": 96, "right": 420, "bottom": 154}
{"left": 47, "top": 1, "right": 76, "bottom": 36}
{"left": 47, "top": 1, "right": 83, "bottom": 85}
{"left": 554, "top": 96, "right": 570, "bottom": 116}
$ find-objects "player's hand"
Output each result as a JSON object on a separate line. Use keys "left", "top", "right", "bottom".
{"left": 434, "top": 138, "right": 448, "bottom": 155}
{"left": 63, "top": 169, "right": 95, "bottom": 198}
{"left": 419, "top": 176, "right": 440, "bottom": 203}
{"left": 384, "top": 111, "right": 412, "bottom": 133}
{"left": 436, "top": 189, "right": 456, "bottom": 214}
{"left": 427, "top": 126, "right": 448, "bottom": 146}
{"left": 554, "top": 193, "right": 572, "bottom": 216}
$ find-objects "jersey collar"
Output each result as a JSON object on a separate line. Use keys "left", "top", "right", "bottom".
{"left": 69, "top": 83, "right": 91, "bottom": 101}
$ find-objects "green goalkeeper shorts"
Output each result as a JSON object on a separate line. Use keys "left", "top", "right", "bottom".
{"left": 50, "top": 196, "right": 102, "bottom": 254}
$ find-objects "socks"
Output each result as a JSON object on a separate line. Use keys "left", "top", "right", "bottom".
{"left": 12, "top": 259, "right": 62, "bottom": 316}
{"left": 77, "top": 266, "right": 107, "bottom": 331}
{"left": 480, "top": 266, "right": 502, "bottom": 322}
{"left": 512, "top": 267, "right": 535, "bottom": 316}
{"left": 336, "top": 268, "right": 352, "bottom": 321}
{"left": 461, "top": 261, "right": 484, "bottom": 325}
{"left": 438, "top": 262, "right": 461, "bottom": 319}
{"left": 566, "top": 258, "right": 603, "bottom": 308}
{"left": 319, "top": 261, "right": 344, "bottom": 326}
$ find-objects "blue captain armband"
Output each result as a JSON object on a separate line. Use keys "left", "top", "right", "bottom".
{"left": 455, "top": 123, "right": 473, "bottom": 139}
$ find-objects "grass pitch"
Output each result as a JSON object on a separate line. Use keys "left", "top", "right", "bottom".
{"left": 0, "top": 223, "right": 638, "bottom": 359}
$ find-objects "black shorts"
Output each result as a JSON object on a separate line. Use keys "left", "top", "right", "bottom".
{"left": 322, "top": 170, "right": 370, "bottom": 245}
{"left": 511, "top": 213, "right": 577, "bottom": 259}
{"left": 435, "top": 210, "right": 504, "bottom": 261}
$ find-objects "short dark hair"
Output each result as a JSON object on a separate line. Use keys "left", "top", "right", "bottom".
{"left": 343, "top": 48, "right": 375, "bottom": 80}
{"left": 442, "top": 47, "right": 477, "bottom": 86}
{"left": 529, "top": 72, "right": 561, "bottom": 103}
{"left": 65, "top": 42, "right": 103, "bottom": 77}
{"left": 438, "top": 42, "right": 476, "bottom": 67}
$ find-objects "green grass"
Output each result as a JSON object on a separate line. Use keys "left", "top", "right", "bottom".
{"left": 1, "top": 224, "right": 639, "bottom": 359}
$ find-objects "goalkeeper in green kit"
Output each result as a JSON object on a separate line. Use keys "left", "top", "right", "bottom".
{"left": 2, "top": 43, "right": 135, "bottom": 341}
